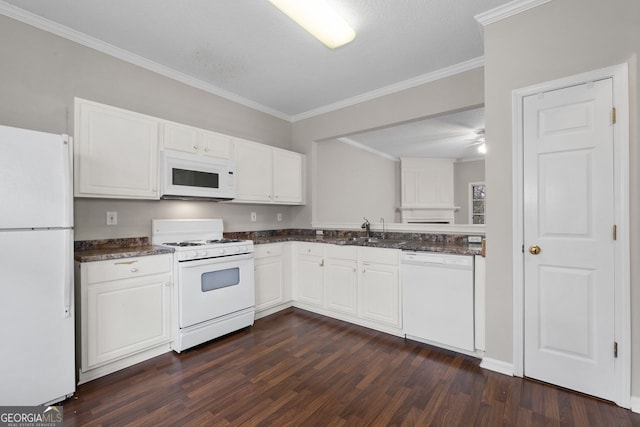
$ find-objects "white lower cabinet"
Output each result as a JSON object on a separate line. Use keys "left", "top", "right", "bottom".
{"left": 324, "top": 246, "right": 358, "bottom": 316}
{"left": 293, "top": 243, "right": 325, "bottom": 307}
{"left": 76, "top": 254, "right": 173, "bottom": 383}
{"left": 291, "top": 242, "right": 401, "bottom": 335}
{"left": 254, "top": 243, "right": 291, "bottom": 318}
{"left": 359, "top": 247, "right": 401, "bottom": 328}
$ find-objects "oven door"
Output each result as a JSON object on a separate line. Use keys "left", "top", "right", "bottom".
{"left": 177, "top": 253, "right": 254, "bottom": 329}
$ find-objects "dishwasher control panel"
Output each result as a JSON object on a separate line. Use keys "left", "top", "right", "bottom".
{"left": 402, "top": 251, "right": 473, "bottom": 267}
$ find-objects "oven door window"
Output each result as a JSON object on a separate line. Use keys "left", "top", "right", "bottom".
{"left": 201, "top": 267, "right": 239, "bottom": 292}
{"left": 173, "top": 168, "right": 220, "bottom": 189}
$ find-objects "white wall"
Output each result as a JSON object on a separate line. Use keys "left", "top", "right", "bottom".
{"left": 0, "top": 15, "right": 293, "bottom": 240}
{"left": 315, "top": 139, "right": 398, "bottom": 225}
{"left": 483, "top": 0, "right": 639, "bottom": 391}
{"left": 454, "top": 160, "right": 485, "bottom": 224}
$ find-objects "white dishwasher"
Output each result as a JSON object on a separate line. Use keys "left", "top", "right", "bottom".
{"left": 401, "top": 251, "right": 475, "bottom": 354}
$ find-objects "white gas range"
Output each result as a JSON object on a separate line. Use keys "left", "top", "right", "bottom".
{"left": 152, "top": 219, "right": 255, "bottom": 352}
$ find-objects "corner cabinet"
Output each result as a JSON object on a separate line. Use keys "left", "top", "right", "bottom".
{"left": 233, "top": 138, "right": 305, "bottom": 205}
{"left": 74, "top": 98, "right": 160, "bottom": 199}
{"left": 75, "top": 254, "right": 173, "bottom": 383}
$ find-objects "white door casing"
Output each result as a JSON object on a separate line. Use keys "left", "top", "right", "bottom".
{"left": 524, "top": 79, "right": 615, "bottom": 400}
{"left": 511, "top": 63, "right": 630, "bottom": 408}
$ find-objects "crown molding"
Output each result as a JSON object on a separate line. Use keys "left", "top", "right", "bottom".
{"left": 336, "top": 137, "right": 399, "bottom": 162}
{"left": 0, "top": 1, "right": 291, "bottom": 121}
{"left": 1, "top": 1, "right": 489, "bottom": 124}
{"left": 474, "top": 0, "right": 552, "bottom": 26}
{"left": 291, "top": 56, "right": 484, "bottom": 122}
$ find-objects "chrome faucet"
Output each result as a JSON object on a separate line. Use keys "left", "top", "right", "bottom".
{"left": 380, "top": 217, "right": 385, "bottom": 239}
{"left": 361, "top": 217, "right": 371, "bottom": 238}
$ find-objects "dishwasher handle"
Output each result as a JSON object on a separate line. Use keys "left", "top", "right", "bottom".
{"left": 401, "top": 252, "right": 473, "bottom": 269}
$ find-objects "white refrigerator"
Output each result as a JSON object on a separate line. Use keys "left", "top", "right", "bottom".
{"left": 0, "top": 125, "right": 75, "bottom": 405}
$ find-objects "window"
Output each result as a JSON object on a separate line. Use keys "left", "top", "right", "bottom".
{"left": 469, "top": 182, "right": 486, "bottom": 224}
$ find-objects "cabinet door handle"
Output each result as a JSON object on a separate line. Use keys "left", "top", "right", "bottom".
{"left": 130, "top": 267, "right": 138, "bottom": 273}
{"left": 115, "top": 260, "right": 138, "bottom": 265}
{"left": 320, "top": 260, "right": 324, "bottom": 267}
{"left": 193, "top": 145, "right": 198, "bottom": 150}
{"left": 353, "top": 267, "right": 356, "bottom": 272}
{"left": 165, "top": 282, "right": 172, "bottom": 287}
{"left": 204, "top": 147, "right": 209, "bottom": 152}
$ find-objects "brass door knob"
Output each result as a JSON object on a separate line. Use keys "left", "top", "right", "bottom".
{"left": 529, "top": 245, "right": 541, "bottom": 255}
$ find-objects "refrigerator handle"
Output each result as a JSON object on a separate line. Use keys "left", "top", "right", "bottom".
{"left": 63, "top": 229, "right": 72, "bottom": 318}
{"left": 62, "top": 135, "right": 74, "bottom": 226}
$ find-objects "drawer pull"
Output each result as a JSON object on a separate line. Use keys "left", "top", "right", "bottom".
{"left": 114, "top": 260, "right": 138, "bottom": 265}
{"left": 130, "top": 267, "right": 138, "bottom": 273}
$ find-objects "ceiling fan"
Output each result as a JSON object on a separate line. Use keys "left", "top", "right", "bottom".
{"left": 464, "top": 129, "right": 486, "bottom": 153}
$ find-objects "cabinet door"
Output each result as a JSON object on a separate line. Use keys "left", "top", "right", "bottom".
{"left": 202, "top": 130, "right": 233, "bottom": 159}
{"left": 162, "top": 121, "right": 199, "bottom": 154}
{"left": 360, "top": 262, "right": 400, "bottom": 327}
{"left": 295, "top": 254, "right": 324, "bottom": 307}
{"left": 85, "top": 274, "right": 171, "bottom": 369}
{"left": 234, "top": 139, "right": 273, "bottom": 202}
{"left": 273, "top": 149, "right": 303, "bottom": 204}
{"left": 75, "top": 99, "right": 160, "bottom": 199}
{"left": 325, "top": 258, "right": 358, "bottom": 315}
{"left": 255, "top": 256, "right": 284, "bottom": 311}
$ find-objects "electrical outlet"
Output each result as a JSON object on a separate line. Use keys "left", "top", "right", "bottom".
{"left": 277, "top": 213, "right": 282, "bottom": 222}
{"left": 106, "top": 211, "right": 118, "bottom": 225}
{"left": 250, "top": 212, "right": 257, "bottom": 222}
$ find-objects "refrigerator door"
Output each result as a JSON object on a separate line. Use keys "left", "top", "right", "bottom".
{"left": 0, "top": 229, "right": 75, "bottom": 405}
{"left": 0, "top": 125, "right": 73, "bottom": 229}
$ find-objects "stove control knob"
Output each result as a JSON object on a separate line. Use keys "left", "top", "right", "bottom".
{"left": 198, "top": 250, "right": 208, "bottom": 257}
{"left": 240, "top": 246, "right": 247, "bottom": 252}
{"left": 234, "top": 247, "right": 240, "bottom": 253}
{"left": 219, "top": 248, "right": 226, "bottom": 255}
{"left": 178, "top": 252, "right": 187, "bottom": 261}
{"left": 188, "top": 251, "right": 197, "bottom": 259}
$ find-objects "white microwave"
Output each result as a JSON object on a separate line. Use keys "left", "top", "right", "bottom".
{"left": 160, "top": 150, "right": 236, "bottom": 200}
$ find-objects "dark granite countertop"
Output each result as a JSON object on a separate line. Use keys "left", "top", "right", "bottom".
{"left": 225, "top": 229, "right": 483, "bottom": 256}
{"left": 74, "top": 237, "right": 174, "bottom": 263}
{"left": 74, "top": 229, "right": 483, "bottom": 262}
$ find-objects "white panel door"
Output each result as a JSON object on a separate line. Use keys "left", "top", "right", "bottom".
{"left": 325, "top": 258, "right": 358, "bottom": 315}
{"left": 273, "top": 149, "right": 303, "bottom": 203}
{"left": 523, "top": 79, "right": 616, "bottom": 400}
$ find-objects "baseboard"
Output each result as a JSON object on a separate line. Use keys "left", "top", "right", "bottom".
{"left": 630, "top": 396, "right": 640, "bottom": 413}
{"left": 480, "top": 357, "right": 514, "bottom": 376}
{"left": 255, "top": 301, "right": 294, "bottom": 320}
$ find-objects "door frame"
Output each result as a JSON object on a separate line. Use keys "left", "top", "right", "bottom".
{"left": 511, "top": 63, "right": 630, "bottom": 407}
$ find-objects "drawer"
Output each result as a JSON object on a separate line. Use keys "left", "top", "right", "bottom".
{"left": 359, "top": 247, "right": 400, "bottom": 265}
{"left": 325, "top": 244, "right": 357, "bottom": 260}
{"left": 254, "top": 243, "right": 284, "bottom": 259}
{"left": 86, "top": 254, "right": 172, "bottom": 284}
{"left": 295, "top": 242, "right": 324, "bottom": 257}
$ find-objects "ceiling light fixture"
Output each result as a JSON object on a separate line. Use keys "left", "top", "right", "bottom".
{"left": 269, "top": 0, "right": 356, "bottom": 49}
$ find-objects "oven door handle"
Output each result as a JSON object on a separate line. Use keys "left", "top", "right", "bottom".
{"left": 178, "top": 252, "right": 254, "bottom": 267}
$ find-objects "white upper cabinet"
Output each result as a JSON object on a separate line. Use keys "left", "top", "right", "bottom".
{"left": 233, "top": 138, "right": 305, "bottom": 205}
{"left": 162, "top": 121, "right": 233, "bottom": 159}
{"left": 273, "top": 148, "right": 303, "bottom": 203}
{"left": 400, "top": 158, "right": 457, "bottom": 223}
{"left": 234, "top": 138, "right": 274, "bottom": 202}
{"left": 74, "top": 98, "right": 160, "bottom": 199}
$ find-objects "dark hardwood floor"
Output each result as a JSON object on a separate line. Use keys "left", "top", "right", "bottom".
{"left": 62, "top": 308, "right": 640, "bottom": 426}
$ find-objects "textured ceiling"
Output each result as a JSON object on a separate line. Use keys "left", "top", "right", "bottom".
{"left": 2, "top": 0, "right": 510, "bottom": 119}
